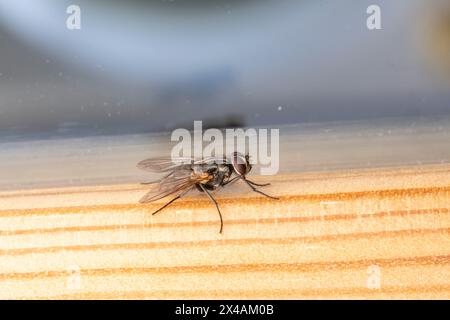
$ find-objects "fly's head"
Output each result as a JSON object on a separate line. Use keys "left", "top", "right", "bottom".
{"left": 230, "top": 152, "right": 252, "bottom": 176}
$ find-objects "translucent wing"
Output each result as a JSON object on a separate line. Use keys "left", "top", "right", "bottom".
{"left": 137, "top": 156, "right": 225, "bottom": 172}
{"left": 139, "top": 168, "right": 212, "bottom": 203}
{"left": 137, "top": 157, "right": 193, "bottom": 172}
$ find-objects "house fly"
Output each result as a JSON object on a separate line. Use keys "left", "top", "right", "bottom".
{"left": 137, "top": 152, "right": 278, "bottom": 233}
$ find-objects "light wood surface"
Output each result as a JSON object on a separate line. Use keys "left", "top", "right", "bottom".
{"left": 1, "top": 164, "right": 449, "bottom": 299}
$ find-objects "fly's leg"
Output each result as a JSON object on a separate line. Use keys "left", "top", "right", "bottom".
{"left": 222, "top": 176, "right": 239, "bottom": 186}
{"left": 151, "top": 187, "right": 192, "bottom": 215}
{"left": 224, "top": 176, "right": 270, "bottom": 188}
{"left": 246, "top": 180, "right": 271, "bottom": 187}
{"left": 199, "top": 184, "right": 224, "bottom": 233}
{"left": 240, "top": 176, "right": 279, "bottom": 200}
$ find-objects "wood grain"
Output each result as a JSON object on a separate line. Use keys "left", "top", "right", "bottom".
{"left": 0, "top": 164, "right": 449, "bottom": 299}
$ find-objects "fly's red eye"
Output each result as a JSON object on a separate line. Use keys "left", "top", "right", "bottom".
{"left": 234, "top": 163, "right": 247, "bottom": 175}
{"left": 232, "top": 152, "right": 248, "bottom": 175}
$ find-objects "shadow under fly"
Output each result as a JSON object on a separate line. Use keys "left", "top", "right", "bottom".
{"left": 137, "top": 152, "right": 278, "bottom": 233}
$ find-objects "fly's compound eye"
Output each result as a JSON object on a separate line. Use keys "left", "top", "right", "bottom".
{"left": 233, "top": 163, "right": 248, "bottom": 176}
{"left": 232, "top": 152, "right": 249, "bottom": 176}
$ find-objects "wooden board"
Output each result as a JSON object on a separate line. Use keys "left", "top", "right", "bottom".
{"left": 1, "top": 164, "right": 449, "bottom": 299}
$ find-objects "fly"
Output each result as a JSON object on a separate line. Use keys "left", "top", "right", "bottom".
{"left": 137, "top": 152, "right": 278, "bottom": 233}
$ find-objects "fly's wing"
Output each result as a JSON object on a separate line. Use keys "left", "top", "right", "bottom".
{"left": 139, "top": 168, "right": 212, "bottom": 203}
{"left": 137, "top": 156, "right": 225, "bottom": 173}
{"left": 137, "top": 157, "right": 193, "bottom": 173}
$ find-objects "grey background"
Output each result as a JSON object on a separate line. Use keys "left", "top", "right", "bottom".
{"left": 0, "top": 0, "right": 449, "bottom": 141}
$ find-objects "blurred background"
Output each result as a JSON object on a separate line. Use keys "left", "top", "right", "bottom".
{"left": 0, "top": 0, "right": 450, "bottom": 190}
{"left": 0, "top": 0, "right": 449, "bottom": 141}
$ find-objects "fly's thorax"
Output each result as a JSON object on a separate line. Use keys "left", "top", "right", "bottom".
{"left": 202, "top": 164, "right": 231, "bottom": 189}
{"left": 191, "top": 165, "right": 207, "bottom": 175}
